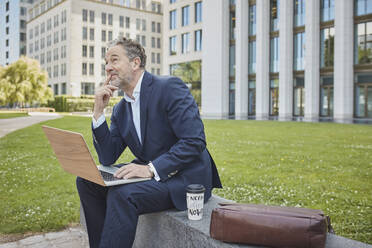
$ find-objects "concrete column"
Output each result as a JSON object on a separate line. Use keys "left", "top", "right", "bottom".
{"left": 235, "top": 0, "right": 249, "bottom": 119}
{"left": 256, "top": 0, "right": 270, "bottom": 120}
{"left": 279, "top": 0, "right": 294, "bottom": 121}
{"left": 201, "top": 0, "right": 229, "bottom": 118}
{"left": 304, "top": 0, "right": 320, "bottom": 121}
{"left": 334, "top": 0, "right": 354, "bottom": 123}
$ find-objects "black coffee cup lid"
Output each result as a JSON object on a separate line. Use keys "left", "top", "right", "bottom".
{"left": 186, "top": 184, "right": 205, "bottom": 193}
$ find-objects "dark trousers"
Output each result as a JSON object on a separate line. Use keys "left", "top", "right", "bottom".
{"left": 76, "top": 177, "right": 174, "bottom": 248}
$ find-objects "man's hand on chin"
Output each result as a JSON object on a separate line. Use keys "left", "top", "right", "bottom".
{"left": 114, "top": 163, "right": 154, "bottom": 179}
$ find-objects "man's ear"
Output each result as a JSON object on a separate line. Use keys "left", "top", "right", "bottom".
{"left": 132, "top": 57, "right": 141, "bottom": 70}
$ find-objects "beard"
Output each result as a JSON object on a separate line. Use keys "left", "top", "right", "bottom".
{"left": 110, "top": 73, "right": 133, "bottom": 89}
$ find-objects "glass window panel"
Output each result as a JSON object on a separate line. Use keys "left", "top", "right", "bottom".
{"left": 229, "top": 45, "right": 235, "bottom": 77}
{"left": 270, "top": 37, "right": 279, "bottom": 72}
{"left": 320, "top": 87, "right": 329, "bottom": 116}
{"left": 249, "top": 5, "right": 256, "bottom": 36}
{"left": 248, "top": 81, "right": 256, "bottom": 115}
{"left": 270, "top": 0, "right": 279, "bottom": 31}
{"left": 170, "top": 10, "right": 176, "bottom": 29}
{"left": 249, "top": 41, "right": 256, "bottom": 74}
{"left": 195, "top": 2, "right": 202, "bottom": 23}
{"left": 355, "top": 85, "right": 365, "bottom": 117}
{"left": 230, "top": 11, "right": 235, "bottom": 40}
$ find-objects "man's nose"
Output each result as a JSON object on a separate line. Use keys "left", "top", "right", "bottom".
{"left": 105, "top": 64, "right": 113, "bottom": 73}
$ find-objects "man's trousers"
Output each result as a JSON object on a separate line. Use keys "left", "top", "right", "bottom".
{"left": 76, "top": 177, "right": 174, "bottom": 248}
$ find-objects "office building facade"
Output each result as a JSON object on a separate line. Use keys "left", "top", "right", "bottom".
{"left": 26, "top": 0, "right": 162, "bottom": 96}
{"left": 202, "top": 0, "right": 372, "bottom": 123}
{"left": 0, "top": 0, "right": 33, "bottom": 66}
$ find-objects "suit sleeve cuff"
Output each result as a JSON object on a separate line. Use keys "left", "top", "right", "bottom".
{"left": 149, "top": 162, "right": 160, "bottom": 181}
{"left": 92, "top": 114, "right": 105, "bottom": 129}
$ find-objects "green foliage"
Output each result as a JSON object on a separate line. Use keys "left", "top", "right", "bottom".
{"left": 171, "top": 60, "right": 202, "bottom": 106}
{"left": 172, "top": 60, "right": 201, "bottom": 90}
{"left": 48, "top": 95, "right": 122, "bottom": 112}
{"left": 0, "top": 57, "right": 53, "bottom": 107}
{"left": 0, "top": 118, "right": 371, "bottom": 244}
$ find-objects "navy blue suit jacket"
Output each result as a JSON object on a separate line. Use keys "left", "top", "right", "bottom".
{"left": 92, "top": 71, "right": 222, "bottom": 210}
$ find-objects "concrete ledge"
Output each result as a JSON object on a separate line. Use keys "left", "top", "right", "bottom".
{"left": 80, "top": 195, "right": 372, "bottom": 248}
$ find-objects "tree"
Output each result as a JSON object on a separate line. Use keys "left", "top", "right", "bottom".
{"left": 0, "top": 57, "right": 53, "bottom": 107}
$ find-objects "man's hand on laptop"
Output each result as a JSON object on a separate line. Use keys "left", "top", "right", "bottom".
{"left": 114, "top": 163, "right": 154, "bottom": 179}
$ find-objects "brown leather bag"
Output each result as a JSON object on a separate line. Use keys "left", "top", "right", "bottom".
{"left": 210, "top": 203, "right": 334, "bottom": 248}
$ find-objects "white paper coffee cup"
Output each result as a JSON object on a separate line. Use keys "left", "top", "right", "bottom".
{"left": 186, "top": 184, "right": 205, "bottom": 220}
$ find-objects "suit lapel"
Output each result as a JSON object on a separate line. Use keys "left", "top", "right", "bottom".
{"left": 140, "top": 71, "right": 153, "bottom": 145}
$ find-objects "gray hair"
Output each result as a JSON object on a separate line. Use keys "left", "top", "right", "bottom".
{"left": 108, "top": 37, "right": 147, "bottom": 68}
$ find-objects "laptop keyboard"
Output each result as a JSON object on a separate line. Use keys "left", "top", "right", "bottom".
{"left": 100, "top": 170, "right": 121, "bottom": 181}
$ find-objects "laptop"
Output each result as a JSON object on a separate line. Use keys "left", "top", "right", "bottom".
{"left": 42, "top": 125, "right": 151, "bottom": 186}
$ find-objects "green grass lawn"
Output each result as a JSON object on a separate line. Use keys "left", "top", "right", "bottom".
{"left": 0, "top": 112, "right": 29, "bottom": 119}
{"left": 0, "top": 116, "right": 371, "bottom": 244}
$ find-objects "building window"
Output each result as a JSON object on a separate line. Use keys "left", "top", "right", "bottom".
{"left": 6, "top": 15, "right": 9, "bottom": 23}
{"left": 108, "top": 14, "right": 113, "bottom": 25}
{"left": 54, "top": 31, "right": 59, "bottom": 44}
{"left": 101, "top": 47, "right": 106, "bottom": 59}
{"left": 182, "top": 6, "right": 189, "bottom": 26}
{"left": 102, "top": 30, "right": 106, "bottom": 42}
{"left": 229, "top": 44, "right": 235, "bottom": 77}
{"left": 270, "top": 37, "right": 279, "bottom": 72}
{"left": 355, "top": 22, "right": 372, "bottom": 65}
{"left": 293, "top": 77, "right": 305, "bottom": 116}
{"left": 61, "top": 82, "right": 66, "bottom": 94}
{"left": 294, "top": 32, "right": 305, "bottom": 70}
{"left": 141, "top": 35, "right": 146, "bottom": 47}
{"left": 108, "top": 31, "right": 113, "bottom": 41}
{"left": 249, "top": 41, "right": 256, "bottom": 74}
{"left": 249, "top": 4, "right": 256, "bottom": 36}
{"left": 89, "top": 46, "right": 94, "bottom": 58}
{"left": 54, "top": 14, "right": 59, "bottom": 27}
{"left": 354, "top": 73, "right": 372, "bottom": 118}
{"left": 151, "top": 52, "right": 155, "bottom": 63}
{"left": 83, "top": 27, "right": 87, "bottom": 40}
{"left": 195, "top": 2, "right": 202, "bottom": 23}
{"left": 157, "top": 53, "right": 160, "bottom": 64}
{"left": 157, "top": 38, "right": 161, "bottom": 48}
{"left": 248, "top": 81, "right": 256, "bottom": 115}
{"left": 320, "top": 76, "right": 334, "bottom": 117}
{"left": 136, "top": 18, "right": 141, "bottom": 30}
{"left": 41, "top": 22, "right": 45, "bottom": 33}
{"left": 270, "top": 0, "right": 279, "bottom": 32}
{"left": 53, "top": 65, "right": 59, "bottom": 77}
{"left": 83, "top": 9, "right": 88, "bottom": 21}
{"left": 320, "top": 27, "right": 334, "bottom": 68}
{"left": 170, "top": 36, "right": 176, "bottom": 55}
{"left": 54, "top": 84, "right": 59, "bottom": 95}
{"left": 157, "top": 22, "right": 161, "bottom": 33}
{"left": 126, "top": 17, "right": 130, "bottom": 28}
{"left": 81, "top": 82, "right": 95, "bottom": 95}
{"left": 90, "top": 28, "right": 94, "bottom": 40}
{"left": 270, "top": 79, "right": 279, "bottom": 116}
{"left": 5, "top": 51, "right": 9, "bottom": 59}
{"left": 101, "top": 64, "right": 106, "bottom": 76}
{"left": 82, "top": 63, "right": 87, "bottom": 75}
{"left": 355, "top": 0, "right": 372, "bottom": 16}
{"left": 47, "top": 18, "right": 52, "bottom": 30}
{"left": 151, "top": 37, "right": 155, "bottom": 48}
{"left": 102, "top": 12, "right": 107, "bottom": 25}
{"left": 152, "top": 21, "right": 156, "bottom": 32}
{"left": 47, "top": 35, "right": 51, "bottom": 46}
{"left": 20, "top": 20, "right": 26, "bottom": 29}
{"left": 21, "top": 7, "right": 27, "bottom": 16}
{"left": 195, "top": 30, "right": 202, "bottom": 51}
{"left": 170, "top": 10, "right": 177, "bottom": 30}
{"left": 321, "top": 0, "right": 334, "bottom": 22}
{"left": 6, "top": 2, "right": 9, "bottom": 11}
{"left": 142, "top": 19, "right": 146, "bottom": 31}
{"left": 294, "top": 0, "right": 305, "bottom": 27}
{"left": 120, "top": 16, "right": 124, "bottom": 27}
{"left": 89, "top": 63, "right": 94, "bottom": 75}
{"left": 170, "top": 0, "right": 176, "bottom": 3}
{"left": 89, "top": 10, "right": 95, "bottom": 23}
{"left": 182, "top": 33, "right": 190, "bottom": 53}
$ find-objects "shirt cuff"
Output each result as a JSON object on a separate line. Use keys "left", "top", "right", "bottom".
{"left": 149, "top": 162, "right": 160, "bottom": 181}
{"left": 92, "top": 114, "right": 106, "bottom": 129}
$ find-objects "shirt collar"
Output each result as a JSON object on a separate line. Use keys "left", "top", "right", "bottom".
{"left": 123, "top": 71, "right": 144, "bottom": 103}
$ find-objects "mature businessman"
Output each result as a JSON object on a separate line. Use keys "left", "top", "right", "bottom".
{"left": 76, "top": 37, "right": 222, "bottom": 248}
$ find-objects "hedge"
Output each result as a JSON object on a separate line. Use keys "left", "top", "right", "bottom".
{"left": 47, "top": 95, "right": 122, "bottom": 112}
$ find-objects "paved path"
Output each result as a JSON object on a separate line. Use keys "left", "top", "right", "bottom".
{"left": 0, "top": 112, "right": 61, "bottom": 138}
{"left": 0, "top": 112, "right": 89, "bottom": 248}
